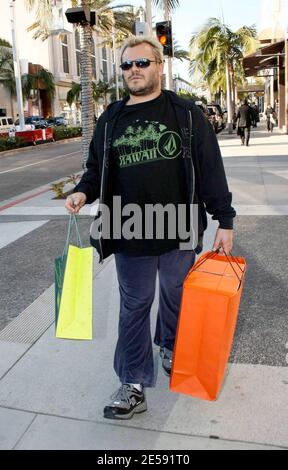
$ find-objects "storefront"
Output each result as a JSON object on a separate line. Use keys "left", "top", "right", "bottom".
{"left": 243, "top": 40, "right": 286, "bottom": 130}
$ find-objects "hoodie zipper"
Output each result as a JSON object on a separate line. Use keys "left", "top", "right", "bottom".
{"left": 188, "top": 110, "right": 196, "bottom": 249}
{"left": 98, "top": 122, "right": 108, "bottom": 263}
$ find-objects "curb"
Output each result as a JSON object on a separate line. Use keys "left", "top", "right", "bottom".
{"left": 0, "top": 137, "right": 81, "bottom": 158}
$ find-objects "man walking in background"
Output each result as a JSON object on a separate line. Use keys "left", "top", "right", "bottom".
{"left": 251, "top": 102, "right": 260, "bottom": 128}
{"left": 236, "top": 99, "right": 254, "bottom": 146}
{"left": 65, "top": 36, "right": 236, "bottom": 420}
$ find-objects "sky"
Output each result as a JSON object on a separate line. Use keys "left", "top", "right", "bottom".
{"left": 112, "top": 0, "right": 262, "bottom": 81}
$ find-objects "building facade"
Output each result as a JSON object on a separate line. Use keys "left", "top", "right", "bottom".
{"left": 0, "top": 0, "right": 116, "bottom": 124}
{"left": 243, "top": 0, "right": 287, "bottom": 129}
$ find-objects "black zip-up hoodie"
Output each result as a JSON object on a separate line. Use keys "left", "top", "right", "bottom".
{"left": 74, "top": 90, "right": 236, "bottom": 262}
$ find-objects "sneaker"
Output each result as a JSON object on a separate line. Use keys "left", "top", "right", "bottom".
{"left": 160, "top": 347, "right": 173, "bottom": 376}
{"left": 103, "top": 384, "right": 147, "bottom": 420}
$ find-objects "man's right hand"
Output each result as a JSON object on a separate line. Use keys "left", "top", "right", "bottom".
{"left": 65, "top": 192, "right": 87, "bottom": 214}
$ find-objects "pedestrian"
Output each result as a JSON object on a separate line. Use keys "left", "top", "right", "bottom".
{"left": 265, "top": 104, "right": 276, "bottom": 132}
{"left": 236, "top": 99, "right": 254, "bottom": 146}
{"left": 65, "top": 36, "right": 236, "bottom": 420}
{"left": 251, "top": 102, "right": 260, "bottom": 128}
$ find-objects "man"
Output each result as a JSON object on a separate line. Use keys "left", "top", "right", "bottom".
{"left": 251, "top": 102, "right": 260, "bottom": 128}
{"left": 65, "top": 36, "right": 235, "bottom": 420}
{"left": 265, "top": 104, "right": 276, "bottom": 132}
{"left": 236, "top": 99, "right": 254, "bottom": 146}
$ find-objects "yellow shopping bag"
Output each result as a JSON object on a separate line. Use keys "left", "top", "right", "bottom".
{"left": 55, "top": 215, "right": 93, "bottom": 340}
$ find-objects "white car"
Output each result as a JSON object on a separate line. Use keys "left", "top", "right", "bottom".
{"left": 0, "top": 116, "right": 14, "bottom": 132}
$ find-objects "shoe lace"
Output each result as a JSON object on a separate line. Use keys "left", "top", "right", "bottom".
{"left": 110, "top": 384, "right": 135, "bottom": 404}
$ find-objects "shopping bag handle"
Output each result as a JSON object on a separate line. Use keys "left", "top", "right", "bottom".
{"left": 189, "top": 249, "right": 244, "bottom": 283}
{"left": 62, "top": 214, "right": 83, "bottom": 258}
{"left": 222, "top": 250, "right": 245, "bottom": 277}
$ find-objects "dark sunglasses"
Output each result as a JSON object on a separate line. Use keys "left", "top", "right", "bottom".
{"left": 119, "top": 58, "right": 162, "bottom": 71}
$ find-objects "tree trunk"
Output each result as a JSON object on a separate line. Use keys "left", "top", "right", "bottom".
{"left": 104, "top": 93, "right": 108, "bottom": 110}
{"left": 80, "top": 16, "right": 94, "bottom": 168}
{"left": 220, "top": 90, "right": 224, "bottom": 109}
{"left": 225, "top": 61, "right": 233, "bottom": 134}
{"left": 231, "top": 66, "right": 236, "bottom": 116}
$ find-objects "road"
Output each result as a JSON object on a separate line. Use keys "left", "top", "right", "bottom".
{"left": 0, "top": 140, "right": 82, "bottom": 201}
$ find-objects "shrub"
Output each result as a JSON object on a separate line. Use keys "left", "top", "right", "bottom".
{"left": 54, "top": 126, "right": 82, "bottom": 141}
{"left": 0, "top": 136, "right": 24, "bottom": 151}
{"left": 50, "top": 174, "right": 81, "bottom": 199}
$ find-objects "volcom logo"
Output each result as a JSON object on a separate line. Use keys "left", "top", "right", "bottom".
{"left": 157, "top": 131, "right": 182, "bottom": 159}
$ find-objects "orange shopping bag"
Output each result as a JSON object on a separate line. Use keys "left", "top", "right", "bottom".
{"left": 170, "top": 250, "right": 246, "bottom": 401}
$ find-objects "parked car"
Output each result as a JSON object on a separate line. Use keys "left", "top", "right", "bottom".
{"left": 0, "top": 116, "right": 14, "bottom": 132}
{"left": 14, "top": 116, "right": 48, "bottom": 129}
{"left": 47, "top": 116, "right": 67, "bottom": 127}
{"left": 195, "top": 102, "right": 221, "bottom": 133}
{"left": 207, "top": 104, "right": 226, "bottom": 133}
{"left": 195, "top": 101, "right": 210, "bottom": 119}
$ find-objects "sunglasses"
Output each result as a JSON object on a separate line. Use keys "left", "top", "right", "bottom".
{"left": 119, "top": 58, "right": 162, "bottom": 71}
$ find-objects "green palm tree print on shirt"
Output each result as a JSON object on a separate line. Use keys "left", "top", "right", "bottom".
{"left": 113, "top": 121, "right": 182, "bottom": 168}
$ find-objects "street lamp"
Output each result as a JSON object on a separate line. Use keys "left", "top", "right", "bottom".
{"left": 10, "top": 0, "right": 25, "bottom": 130}
{"left": 112, "top": 24, "right": 119, "bottom": 101}
{"left": 65, "top": 7, "right": 96, "bottom": 26}
{"left": 145, "top": 0, "right": 153, "bottom": 35}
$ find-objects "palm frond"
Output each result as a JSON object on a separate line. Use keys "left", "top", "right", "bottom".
{"left": 188, "top": 16, "right": 258, "bottom": 91}
{"left": 152, "top": 0, "right": 180, "bottom": 11}
{"left": 67, "top": 82, "right": 81, "bottom": 106}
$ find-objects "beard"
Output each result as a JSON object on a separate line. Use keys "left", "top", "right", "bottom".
{"left": 124, "top": 72, "right": 160, "bottom": 96}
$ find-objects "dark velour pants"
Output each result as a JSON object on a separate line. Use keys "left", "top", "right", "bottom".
{"left": 114, "top": 249, "right": 196, "bottom": 387}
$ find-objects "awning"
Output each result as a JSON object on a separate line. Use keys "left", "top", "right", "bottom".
{"left": 237, "top": 84, "right": 265, "bottom": 93}
{"left": 243, "top": 40, "right": 285, "bottom": 77}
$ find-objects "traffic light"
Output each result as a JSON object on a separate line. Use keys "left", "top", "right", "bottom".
{"left": 156, "top": 21, "right": 173, "bottom": 57}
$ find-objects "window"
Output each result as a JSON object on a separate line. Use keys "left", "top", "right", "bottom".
{"left": 91, "top": 39, "right": 96, "bottom": 79}
{"left": 101, "top": 47, "right": 108, "bottom": 82}
{"left": 61, "top": 34, "right": 69, "bottom": 74}
{"left": 75, "top": 29, "right": 81, "bottom": 77}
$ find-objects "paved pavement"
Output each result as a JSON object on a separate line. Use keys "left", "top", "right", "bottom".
{"left": 0, "top": 122, "right": 287, "bottom": 450}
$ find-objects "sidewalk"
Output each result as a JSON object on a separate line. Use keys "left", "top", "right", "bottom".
{"left": 0, "top": 122, "right": 287, "bottom": 450}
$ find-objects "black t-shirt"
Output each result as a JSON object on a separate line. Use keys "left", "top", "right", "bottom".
{"left": 108, "top": 92, "right": 189, "bottom": 256}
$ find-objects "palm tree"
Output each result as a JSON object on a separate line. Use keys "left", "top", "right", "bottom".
{"left": 109, "top": 85, "right": 129, "bottom": 102}
{"left": 67, "top": 78, "right": 123, "bottom": 110}
{"left": 0, "top": 38, "right": 16, "bottom": 118}
{"left": 26, "top": 0, "right": 136, "bottom": 167}
{"left": 152, "top": 0, "right": 179, "bottom": 10}
{"left": 173, "top": 40, "right": 189, "bottom": 62}
{"left": 22, "top": 66, "right": 55, "bottom": 117}
{"left": 189, "top": 18, "right": 257, "bottom": 132}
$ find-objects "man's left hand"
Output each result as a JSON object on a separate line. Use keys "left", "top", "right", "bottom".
{"left": 212, "top": 228, "right": 233, "bottom": 254}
